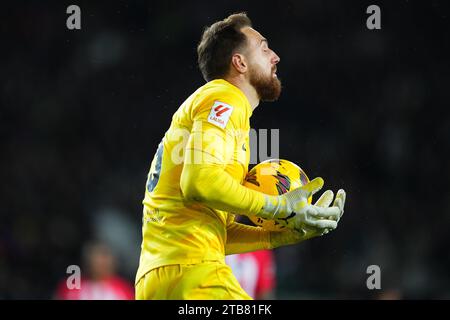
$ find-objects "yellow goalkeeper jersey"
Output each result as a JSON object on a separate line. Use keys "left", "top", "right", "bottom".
{"left": 135, "top": 79, "right": 253, "bottom": 284}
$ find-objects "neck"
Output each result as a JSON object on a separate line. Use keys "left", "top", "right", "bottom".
{"left": 224, "top": 75, "right": 260, "bottom": 111}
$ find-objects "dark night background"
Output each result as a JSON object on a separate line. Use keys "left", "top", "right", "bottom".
{"left": 1, "top": 0, "right": 449, "bottom": 299}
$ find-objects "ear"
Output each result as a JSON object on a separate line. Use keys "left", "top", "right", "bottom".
{"left": 231, "top": 53, "right": 248, "bottom": 74}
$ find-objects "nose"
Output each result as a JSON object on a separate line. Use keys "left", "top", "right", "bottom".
{"left": 272, "top": 50, "right": 280, "bottom": 65}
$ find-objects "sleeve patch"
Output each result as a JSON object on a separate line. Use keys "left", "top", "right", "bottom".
{"left": 207, "top": 101, "right": 234, "bottom": 129}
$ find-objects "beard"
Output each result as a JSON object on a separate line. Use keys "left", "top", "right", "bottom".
{"left": 248, "top": 64, "right": 282, "bottom": 102}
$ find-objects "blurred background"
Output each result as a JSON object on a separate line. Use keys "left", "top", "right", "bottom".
{"left": 1, "top": 0, "right": 449, "bottom": 299}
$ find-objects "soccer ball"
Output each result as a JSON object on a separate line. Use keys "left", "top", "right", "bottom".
{"left": 243, "top": 159, "right": 312, "bottom": 231}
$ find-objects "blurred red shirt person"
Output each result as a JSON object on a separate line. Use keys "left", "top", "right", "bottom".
{"left": 55, "top": 241, "right": 134, "bottom": 300}
{"left": 226, "top": 249, "right": 276, "bottom": 300}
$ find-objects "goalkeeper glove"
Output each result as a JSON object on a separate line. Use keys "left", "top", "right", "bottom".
{"left": 268, "top": 189, "right": 337, "bottom": 248}
{"left": 257, "top": 177, "right": 343, "bottom": 231}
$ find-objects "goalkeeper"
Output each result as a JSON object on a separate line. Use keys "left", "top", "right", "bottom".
{"left": 135, "top": 13, "right": 346, "bottom": 300}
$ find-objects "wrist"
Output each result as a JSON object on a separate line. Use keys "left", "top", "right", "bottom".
{"left": 257, "top": 195, "right": 290, "bottom": 220}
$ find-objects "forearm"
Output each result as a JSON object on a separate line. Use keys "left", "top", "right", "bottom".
{"left": 180, "top": 160, "right": 267, "bottom": 217}
{"left": 225, "top": 221, "right": 271, "bottom": 255}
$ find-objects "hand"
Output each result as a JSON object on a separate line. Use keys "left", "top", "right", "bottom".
{"left": 259, "top": 177, "right": 343, "bottom": 231}
{"left": 269, "top": 188, "right": 338, "bottom": 248}
{"left": 300, "top": 187, "right": 347, "bottom": 234}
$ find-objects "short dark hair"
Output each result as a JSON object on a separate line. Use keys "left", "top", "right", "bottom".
{"left": 197, "top": 13, "right": 252, "bottom": 82}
